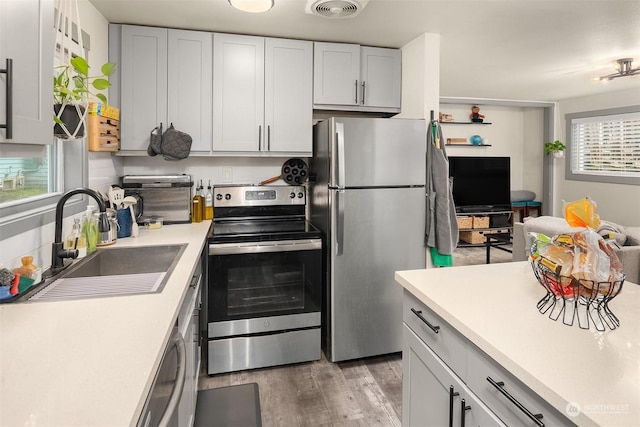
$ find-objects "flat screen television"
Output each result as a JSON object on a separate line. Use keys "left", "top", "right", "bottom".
{"left": 448, "top": 156, "right": 511, "bottom": 213}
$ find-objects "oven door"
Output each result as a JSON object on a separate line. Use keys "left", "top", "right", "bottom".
{"left": 208, "top": 239, "right": 322, "bottom": 325}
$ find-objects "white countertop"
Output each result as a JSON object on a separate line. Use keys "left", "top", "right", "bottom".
{"left": 396, "top": 262, "right": 640, "bottom": 427}
{"left": 0, "top": 221, "right": 211, "bottom": 427}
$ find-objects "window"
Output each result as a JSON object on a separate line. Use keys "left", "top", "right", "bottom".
{"left": 566, "top": 106, "right": 640, "bottom": 186}
{"left": 0, "top": 139, "right": 87, "bottom": 240}
{"left": 0, "top": 145, "right": 53, "bottom": 205}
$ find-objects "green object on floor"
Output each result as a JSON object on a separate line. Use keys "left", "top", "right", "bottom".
{"left": 430, "top": 247, "right": 453, "bottom": 267}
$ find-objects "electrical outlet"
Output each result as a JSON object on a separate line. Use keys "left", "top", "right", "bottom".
{"left": 222, "top": 167, "right": 233, "bottom": 183}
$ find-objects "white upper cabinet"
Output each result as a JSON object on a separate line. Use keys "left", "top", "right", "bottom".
{"left": 213, "top": 34, "right": 312, "bottom": 155}
{"left": 114, "top": 25, "right": 212, "bottom": 153}
{"left": 314, "top": 42, "right": 401, "bottom": 113}
{"left": 167, "top": 29, "right": 212, "bottom": 153}
{"left": 0, "top": 0, "right": 53, "bottom": 144}
{"left": 117, "top": 25, "right": 168, "bottom": 152}
{"left": 264, "top": 38, "right": 312, "bottom": 154}
{"left": 360, "top": 47, "right": 401, "bottom": 109}
{"left": 313, "top": 42, "right": 360, "bottom": 107}
{"left": 212, "top": 34, "right": 265, "bottom": 153}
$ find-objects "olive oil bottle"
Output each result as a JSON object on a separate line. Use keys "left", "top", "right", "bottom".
{"left": 205, "top": 180, "right": 213, "bottom": 220}
{"left": 191, "top": 180, "right": 204, "bottom": 223}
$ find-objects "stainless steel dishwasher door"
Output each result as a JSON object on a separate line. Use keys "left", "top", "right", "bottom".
{"left": 137, "top": 328, "right": 186, "bottom": 427}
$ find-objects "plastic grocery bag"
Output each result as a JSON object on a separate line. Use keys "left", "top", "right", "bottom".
{"left": 564, "top": 197, "right": 601, "bottom": 229}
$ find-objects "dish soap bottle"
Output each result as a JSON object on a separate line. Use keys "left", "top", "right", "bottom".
{"left": 82, "top": 206, "right": 98, "bottom": 255}
{"left": 65, "top": 217, "right": 87, "bottom": 258}
{"left": 191, "top": 180, "right": 204, "bottom": 223}
{"left": 205, "top": 180, "right": 213, "bottom": 220}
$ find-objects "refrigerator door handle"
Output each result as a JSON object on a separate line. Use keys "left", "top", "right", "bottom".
{"left": 336, "top": 122, "right": 345, "bottom": 189}
{"left": 335, "top": 190, "right": 345, "bottom": 256}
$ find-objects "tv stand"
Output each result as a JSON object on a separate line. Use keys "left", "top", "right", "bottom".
{"left": 456, "top": 209, "right": 512, "bottom": 247}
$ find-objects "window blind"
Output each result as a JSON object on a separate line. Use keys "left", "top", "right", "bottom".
{"left": 570, "top": 111, "right": 640, "bottom": 178}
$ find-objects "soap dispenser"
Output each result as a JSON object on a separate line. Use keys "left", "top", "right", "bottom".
{"left": 65, "top": 217, "right": 87, "bottom": 258}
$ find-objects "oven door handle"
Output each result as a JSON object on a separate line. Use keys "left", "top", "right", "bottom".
{"left": 209, "top": 239, "right": 321, "bottom": 255}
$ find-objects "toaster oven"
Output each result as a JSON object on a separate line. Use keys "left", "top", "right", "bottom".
{"left": 121, "top": 175, "right": 192, "bottom": 224}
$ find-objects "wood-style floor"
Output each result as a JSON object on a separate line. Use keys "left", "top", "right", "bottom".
{"left": 198, "top": 245, "right": 512, "bottom": 426}
{"left": 199, "top": 353, "right": 403, "bottom": 427}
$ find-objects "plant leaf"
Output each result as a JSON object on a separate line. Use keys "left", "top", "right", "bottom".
{"left": 96, "top": 93, "right": 108, "bottom": 104}
{"left": 70, "top": 56, "right": 89, "bottom": 77}
{"left": 92, "top": 78, "right": 112, "bottom": 91}
{"left": 101, "top": 62, "right": 117, "bottom": 76}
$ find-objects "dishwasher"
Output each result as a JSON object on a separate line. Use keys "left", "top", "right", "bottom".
{"left": 137, "top": 327, "right": 186, "bottom": 427}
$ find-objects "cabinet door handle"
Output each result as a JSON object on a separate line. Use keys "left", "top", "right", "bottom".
{"left": 460, "top": 399, "right": 471, "bottom": 427}
{"left": 361, "top": 80, "right": 366, "bottom": 105}
{"left": 487, "top": 376, "right": 545, "bottom": 426}
{"left": 354, "top": 80, "right": 358, "bottom": 104}
{"left": 258, "top": 125, "right": 262, "bottom": 151}
{"left": 0, "top": 58, "right": 13, "bottom": 139}
{"left": 410, "top": 308, "right": 440, "bottom": 333}
{"left": 267, "top": 125, "right": 271, "bottom": 151}
{"left": 449, "top": 385, "right": 460, "bottom": 427}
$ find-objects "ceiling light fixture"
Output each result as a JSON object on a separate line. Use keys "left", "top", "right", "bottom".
{"left": 593, "top": 58, "right": 640, "bottom": 82}
{"left": 228, "top": 0, "right": 274, "bottom": 13}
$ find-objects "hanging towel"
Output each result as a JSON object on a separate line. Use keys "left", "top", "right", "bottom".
{"left": 426, "top": 120, "right": 459, "bottom": 266}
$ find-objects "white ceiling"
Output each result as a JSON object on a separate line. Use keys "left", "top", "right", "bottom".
{"left": 87, "top": 0, "right": 640, "bottom": 102}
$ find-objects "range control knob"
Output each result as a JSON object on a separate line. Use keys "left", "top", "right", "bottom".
{"left": 215, "top": 193, "right": 223, "bottom": 200}
{"left": 298, "top": 192, "right": 304, "bottom": 198}
{"left": 225, "top": 193, "right": 231, "bottom": 200}
{"left": 289, "top": 192, "right": 296, "bottom": 199}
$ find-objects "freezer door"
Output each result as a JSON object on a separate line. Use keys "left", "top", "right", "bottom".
{"left": 328, "top": 187, "right": 426, "bottom": 362}
{"left": 330, "top": 117, "right": 426, "bottom": 188}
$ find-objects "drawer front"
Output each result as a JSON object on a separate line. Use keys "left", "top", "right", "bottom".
{"left": 403, "top": 291, "right": 468, "bottom": 378}
{"left": 467, "top": 346, "right": 576, "bottom": 427}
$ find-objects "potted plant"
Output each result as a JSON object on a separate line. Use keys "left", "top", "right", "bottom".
{"left": 544, "top": 140, "right": 566, "bottom": 158}
{"left": 53, "top": 56, "right": 116, "bottom": 139}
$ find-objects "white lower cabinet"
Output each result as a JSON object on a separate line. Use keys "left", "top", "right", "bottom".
{"left": 403, "top": 325, "right": 504, "bottom": 427}
{"left": 403, "top": 290, "right": 574, "bottom": 427}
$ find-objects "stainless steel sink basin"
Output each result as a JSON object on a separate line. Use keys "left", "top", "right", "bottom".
{"left": 63, "top": 244, "right": 185, "bottom": 278}
{"left": 27, "top": 244, "right": 186, "bottom": 302}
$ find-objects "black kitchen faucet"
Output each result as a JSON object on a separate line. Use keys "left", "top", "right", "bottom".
{"left": 48, "top": 188, "right": 110, "bottom": 274}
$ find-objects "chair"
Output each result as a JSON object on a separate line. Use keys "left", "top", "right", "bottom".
{"left": 526, "top": 200, "right": 542, "bottom": 218}
{"left": 511, "top": 201, "right": 527, "bottom": 226}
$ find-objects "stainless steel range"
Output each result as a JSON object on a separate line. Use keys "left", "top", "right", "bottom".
{"left": 206, "top": 185, "right": 322, "bottom": 375}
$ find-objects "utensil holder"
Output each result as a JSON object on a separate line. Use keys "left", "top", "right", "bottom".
{"left": 116, "top": 208, "right": 132, "bottom": 238}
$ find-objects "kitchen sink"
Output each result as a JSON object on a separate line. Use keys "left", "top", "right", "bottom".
{"left": 26, "top": 244, "right": 186, "bottom": 302}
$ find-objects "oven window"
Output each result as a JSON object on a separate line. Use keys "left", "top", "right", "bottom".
{"left": 227, "top": 264, "right": 305, "bottom": 315}
{"left": 209, "top": 249, "right": 322, "bottom": 321}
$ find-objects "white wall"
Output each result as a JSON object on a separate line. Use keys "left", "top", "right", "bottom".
{"left": 438, "top": 104, "right": 545, "bottom": 201}
{"left": 555, "top": 88, "right": 640, "bottom": 226}
{"left": 397, "top": 33, "right": 440, "bottom": 120}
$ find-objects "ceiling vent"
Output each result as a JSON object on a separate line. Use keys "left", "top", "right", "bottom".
{"left": 305, "top": 0, "right": 370, "bottom": 19}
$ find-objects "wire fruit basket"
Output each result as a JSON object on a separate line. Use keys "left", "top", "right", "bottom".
{"left": 530, "top": 258, "right": 624, "bottom": 331}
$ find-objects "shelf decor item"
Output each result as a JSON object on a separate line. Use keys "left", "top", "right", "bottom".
{"left": 544, "top": 140, "right": 566, "bottom": 158}
{"left": 469, "top": 134, "right": 483, "bottom": 145}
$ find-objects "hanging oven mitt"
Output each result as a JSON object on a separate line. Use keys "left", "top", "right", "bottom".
{"left": 160, "top": 123, "right": 192, "bottom": 161}
{"left": 147, "top": 122, "right": 163, "bottom": 157}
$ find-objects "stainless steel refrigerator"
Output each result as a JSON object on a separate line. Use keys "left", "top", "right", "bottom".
{"left": 309, "top": 117, "right": 427, "bottom": 362}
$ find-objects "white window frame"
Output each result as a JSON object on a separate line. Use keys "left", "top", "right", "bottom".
{"left": 566, "top": 105, "right": 640, "bottom": 186}
{"left": 0, "top": 139, "right": 88, "bottom": 241}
